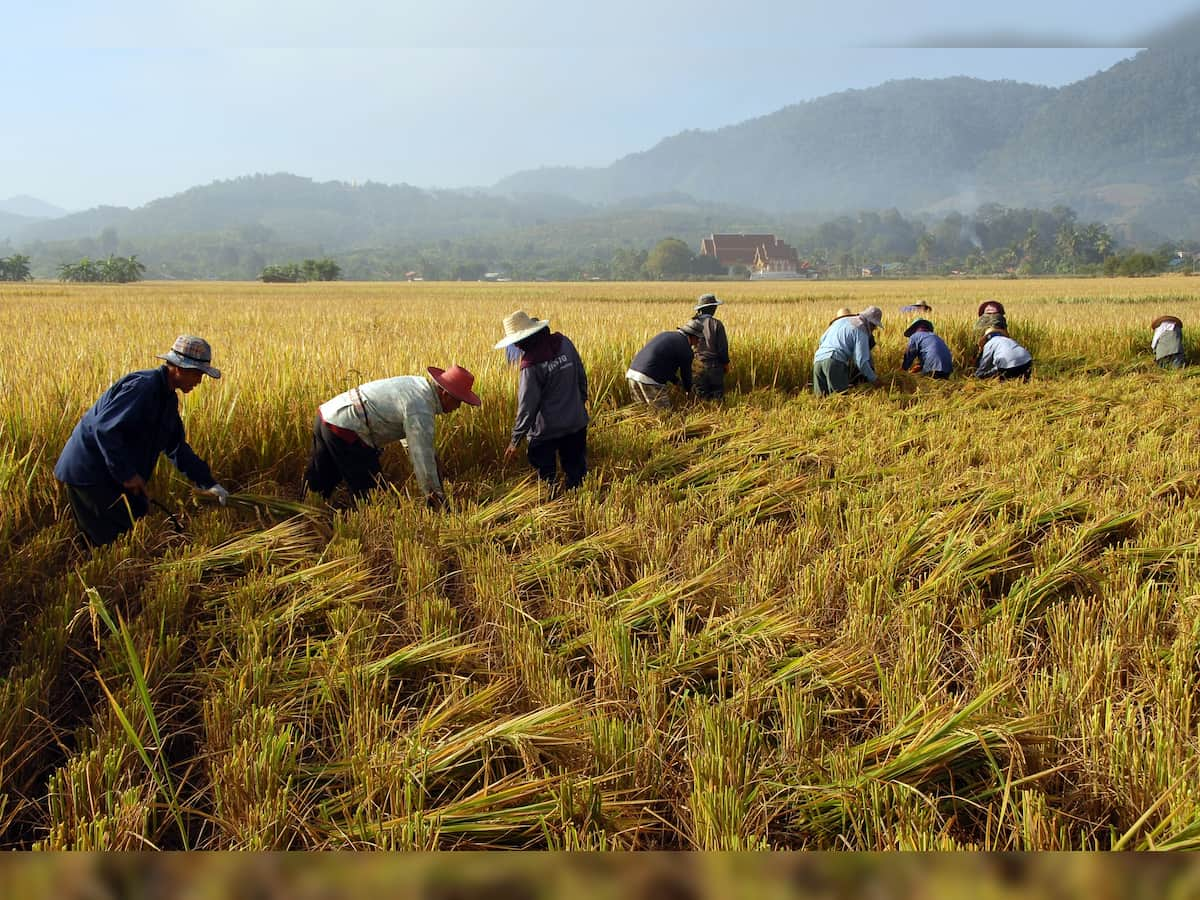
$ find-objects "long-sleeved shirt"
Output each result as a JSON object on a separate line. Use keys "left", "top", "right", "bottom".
{"left": 693, "top": 315, "right": 730, "bottom": 367}
{"left": 813, "top": 317, "right": 876, "bottom": 383}
{"left": 902, "top": 330, "right": 953, "bottom": 375}
{"left": 628, "top": 331, "right": 694, "bottom": 392}
{"left": 55, "top": 366, "right": 215, "bottom": 489}
{"left": 975, "top": 334, "right": 1032, "bottom": 378}
{"left": 319, "top": 375, "right": 443, "bottom": 496}
{"left": 1152, "top": 322, "right": 1183, "bottom": 359}
{"left": 512, "top": 334, "right": 589, "bottom": 446}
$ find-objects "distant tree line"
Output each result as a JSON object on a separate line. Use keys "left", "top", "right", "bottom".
{"left": 57, "top": 255, "right": 146, "bottom": 283}
{"left": 0, "top": 254, "right": 31, "bottom": 281}
{"left": 259, "top": 258, "right": 342, "bottom": 282}
{"left": 10, "top": 202, "right": 1197, "bottom": 283}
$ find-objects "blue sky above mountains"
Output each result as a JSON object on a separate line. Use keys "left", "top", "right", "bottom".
{"left": 4, "top": 1, "right": 1195, "bottom": 211}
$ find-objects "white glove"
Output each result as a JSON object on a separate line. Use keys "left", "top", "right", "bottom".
{"left": 207, "top": 484, "right": 230, "bottom": 506}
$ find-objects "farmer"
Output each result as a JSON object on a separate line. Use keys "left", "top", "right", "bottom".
{"left": 975, "top": 327, "right": 1033, "bottom": 381}
{"left": 494, "top": 310, "right": 590, "bottom": 491}
{"left": 54, "top": 335, "right": 231, "bottom": 547}
{"left": 1151, "top": 315, "right": 1186, "bottom": 369}
{"left": 974, "top": 300, "right": 1007, "bottom": 338}
{"left": 900, "top": 300, "right": 934, "bottom": 315}
{"left": 303, "top": 365, "right": 480, "bottom": 507}
{"left": 626, "top": 320, "right": 704, "bottom": 409}
{"left": 901, "top": 318, "right": 953, "bottom": 379}
{"left": 691, "top": 293, "right": 730, "bottom": 400}
{"left": 812, "top": 306, "right": 883, "bottom": 396}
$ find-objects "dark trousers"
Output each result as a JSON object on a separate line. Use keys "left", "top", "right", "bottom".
{"left": 527, "top": 427, "right": 587, "bottom": 490}
{"left": 63, "top": 481, "right": 148, "bottom": 547}
{"left": 303, "top": 414, "right": 382, "bottom": 499}
{"left": 998, "top": 362, "right": 1033, "bottom": 382}
{"left": 695, "top": 366, "right": 726, "bottom": 400}
{"left": 1157, "top": 353, "right": 1186, "bottom": 370}
{"left": 927, "top": 371, "right": 951, "bottom": 380}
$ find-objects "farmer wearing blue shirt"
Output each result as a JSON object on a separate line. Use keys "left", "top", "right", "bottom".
{"left": 901, "top": 318, "right": 953, "bottom": 379}
{"left": 975, "top": 327, "right": 1033, "bottom": 381}
{"left": 812, "top": 306, "right": 883, "bottom": 396}
{"left": 54, "top": 335, "right": 230, "bottom": 547}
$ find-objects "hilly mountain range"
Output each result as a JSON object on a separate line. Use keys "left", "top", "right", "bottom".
{"left": 3, "top": 38, "right": 1198, "bottom": 279}
{"left": 496, "top": 41, "right": 1200, "bottom": 237}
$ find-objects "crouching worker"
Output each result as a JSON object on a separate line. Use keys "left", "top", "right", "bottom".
{"left": 54, "top": 335, "right": 230, "bottom": 547}
{"left": 812, "top": 306, "right": 883, "bottom": 396}
{"left": 901, "top": 318, "right": 953, "bottom": 379}
{"left": 1151, "top": 315, "right": 1186, "bottom": 369}
{"left": 975, "top": 328, "right": 1032, "bottom": 381}
{"left": 494, "top": 310, "right": 589, "bottom": 491}
{"left": 626, "top": 320, "right": 704, "bottom": 409}
{"left": 304, "top": 365, "right": 480, "bottom": 507}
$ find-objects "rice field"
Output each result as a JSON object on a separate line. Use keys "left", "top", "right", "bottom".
{"left": 2, "top": 277, "right": 1200, "bottom": 850}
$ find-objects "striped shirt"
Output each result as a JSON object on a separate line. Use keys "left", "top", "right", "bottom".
{"left": 319, "top": 376, "right": 443, "bottom": 496}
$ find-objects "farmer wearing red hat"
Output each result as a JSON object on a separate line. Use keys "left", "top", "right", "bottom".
{"left": 303, "top": 365, "right": 480, "bottom": 507}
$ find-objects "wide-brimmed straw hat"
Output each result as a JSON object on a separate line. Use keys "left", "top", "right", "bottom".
{"left": 157, "top": 334, "right": 221, "bottom": 378}
{"left": 900, "top": 301, "right": 933, "bottom": 313}
{"left": 830, "top": 307, "right": 855, "bottom": 324}
{"left": 903, "top": 318, "right": 934, "bottom": 338}
{"left": 695, "top": 293, "right": 722, "bottom": 311}
{"left": 493, "top": 310, "right": 549, "bottom": 349}
{"left": 1151, "top": 315, "right": 1183, "bottom": 329}
{"left": 427, "top": 365, "right": 481, "bottom": 406}
{"left": 858, "top": 306, "right": 884, "bottom": 329}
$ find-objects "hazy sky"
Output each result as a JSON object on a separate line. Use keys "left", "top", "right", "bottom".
{"left": 4, "top": 1, "right": 1195, "bottom": 211}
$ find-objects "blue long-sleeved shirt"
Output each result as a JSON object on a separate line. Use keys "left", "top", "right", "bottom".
{"left": 902, "top": 331, "right": 953, "bottom": 375}
{"left": 813, "top": 318, "right": 876, "bottom": 383}
{"left": 629, "top": 331, "right": 694, "bottom": 392}
{"left": 512, "top": 334, "right": 588, "bottom": 446}
{"left": 976, "top": 334, "right": 1032, "bottom": 378}
{"left": 54, "top": 366, "right": 215, "bottom": 489}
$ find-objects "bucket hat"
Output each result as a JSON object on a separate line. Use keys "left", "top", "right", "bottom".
{"left": 427, "top": 365, "right": 481, "bottom": 406}
{"left": 678, "top": 319, "right": 705, "bottom": 339}
{"left": 903, "top": 318, "right": 934, "bottom": 338}
{"left": 493, "top": 310, "right": 550, "bottom": 349}
{"left": 695, "top": 293, "right": 722, "bottom": 311}
{"left": 858, "top": 306, "right": 884, "bottom": 329}
{"left": 977, "top": 300, "right": 1006, "bottom": 317}
{"left": 830, "top": 307, "right": 855, "bottom": 324}
{"left": 157, "top": 335, "right": 221, "bottom": 378}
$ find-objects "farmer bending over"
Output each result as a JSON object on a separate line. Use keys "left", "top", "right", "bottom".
{"left": 1151, "top": 315, "right": 1186, "bottom": 369}
{"left": 626, "top": 320, "right": 704, "bottom": 409}
{"left": 901, "top": 318, "right": 953, "bottom": 379}
{"left": 812, "top": 306, "right": 883, "bottom": 396}
{"left": 304, "top": 365, "right": 480, "bottom": 507}
{"left": 54, "top": 335, "right": 230, "bottom": 547}
{"left": 975, "top": 328, "right": 1033, "bottom": 381}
